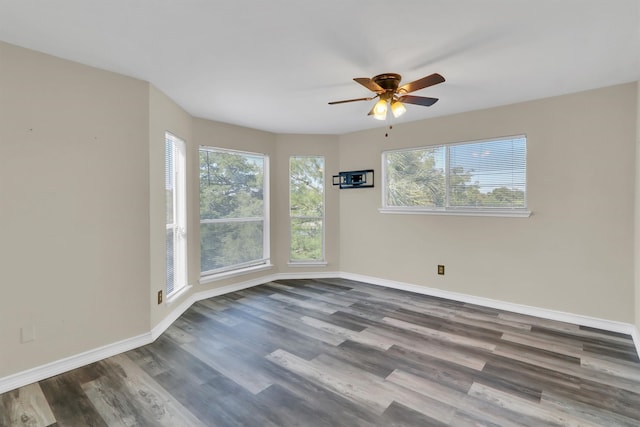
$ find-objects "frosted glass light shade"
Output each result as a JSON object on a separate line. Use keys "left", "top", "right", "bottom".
{"left": 373, "top": 99, "right": 388, "bottom": 120}
{"left": 391, "top": 100, "right": 406, "bottom": 118}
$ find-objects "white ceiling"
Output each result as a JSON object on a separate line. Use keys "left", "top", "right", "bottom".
{"left": 1, "top": 0, "right": 639, "bottom": 135}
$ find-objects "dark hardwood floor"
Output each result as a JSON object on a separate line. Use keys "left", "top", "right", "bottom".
{"left": 2, "top": 278, "right": 640, "bottom": 426}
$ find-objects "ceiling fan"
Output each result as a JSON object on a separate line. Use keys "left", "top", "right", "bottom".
{"left": 328, "top": 72, "right": 445, "bottom": 120}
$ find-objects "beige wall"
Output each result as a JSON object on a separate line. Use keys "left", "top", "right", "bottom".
{"left": 1, "top": 40, "right": 638, "bottom": 381}
{"left": 0, "top": 42, "right": 151, "bottom": 377}
{"left": 339, "top": 83, "right": 638, "bottom": 323}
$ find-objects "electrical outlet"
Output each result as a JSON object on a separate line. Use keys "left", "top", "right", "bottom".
{"left": 437, "top": 265, "right": 445, "bottom": 275}
{"left": 157, "top": 290, "right": 163, "bottom": 304}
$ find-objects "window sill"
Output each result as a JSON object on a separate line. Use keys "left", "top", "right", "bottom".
{"left": 199, "top": 263, "right": 274, "bottom": 285}
{"left": 287, "top": 261, "right": 328, "bottom": 268}
{"left": 166, "top": 284, "right": 192, "bottom": 306}
{"left": 378, "top": 207, "right": 532, "bottom": 218}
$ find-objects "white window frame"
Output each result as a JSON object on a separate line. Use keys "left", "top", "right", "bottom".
{"left": 288, "top": 156, "right": 326, "bottom": 266}
{"left": 165, "top": 132, "right": 188, "bottom": 298}
{"left": 380, "top": 135, "right": 530, "bottom": 217}
{"left": 198, "top": 147, "right": 270, "bottom": 280}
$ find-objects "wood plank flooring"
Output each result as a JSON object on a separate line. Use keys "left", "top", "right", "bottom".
{"left": 2, "top": 278, "right": 640, "bottom": 426}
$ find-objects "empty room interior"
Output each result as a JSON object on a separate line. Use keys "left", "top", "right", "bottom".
{"left": 2, "top": 1, "right": 640, "bottom": 425}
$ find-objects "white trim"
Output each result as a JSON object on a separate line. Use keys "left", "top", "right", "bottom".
{"left": 1, "top": 270, "right": 637, "bottom": 395}
{"left": 151, "top": 276, "right": 275, "bottom": 340}
{"left": 200, "top": 217, "right": 264, "bottom": 224}
{"left": 339, "top": 272, "right": 638, "bottom": 335}
{"left": 166, "top": 284, "right": 192, "bottom": 306}
{"left": 199, "top": 263, "right": 274, "bottom": 284}
{"left": 287, "top": 261, "right": 328, "bottom": 268}
{"left": 378, "top": 207, "right": 532, "bottom": 217}
{"left": 273, "top": 271, "right": 340, "bottom": 280}
{"left": 0, "top": 332, "right": 153, "bottom": 395}
{"left": 155, "top": 270, "right": 339, "bottom": 340}
{"left": 632, "top": 326, "right": 640, "bottom": 361}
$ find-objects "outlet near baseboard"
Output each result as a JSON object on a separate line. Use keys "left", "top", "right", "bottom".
{"left": 437, "top": 265, "right": 445, "bottom": 275}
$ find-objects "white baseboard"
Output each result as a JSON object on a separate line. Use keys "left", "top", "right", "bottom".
{"left": 271, "top": 271, "right": 342, "bottom": 281}
{"left": 151, "top": 271, "right": 342, "bottom": 340}
{"left": 0, "top": 271, "right": 340, "bottom": 394}
{"left": 151, "top": 278, "right": 265, "bottom": 341}
{"left": 340, "top": 271, "right": 640, "bottom": 340}
{"left": 0, "top": 332, "right": 152, "bottom": 395}
{"left": 1, "top": 270, "right": 638, "bottom": 395}
{"left": 632, "top": 326, "right": 640, "bottom": 361}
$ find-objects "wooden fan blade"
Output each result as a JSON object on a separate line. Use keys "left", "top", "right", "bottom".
{"left": 398, "top": 73, "right": 445, "bottom": 94}
{"left": 354, "top": 77, "right": 385, "bottom": 93}
{"left": 328, "top": 97, "right": 374, "bottom": 105}
{"left": 398, "top": 95, "right": 439, "bottom": 107}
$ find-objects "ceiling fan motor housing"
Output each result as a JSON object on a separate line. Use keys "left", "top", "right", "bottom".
{"left": 372, "top": 73, "right": 402, "bottom": 92}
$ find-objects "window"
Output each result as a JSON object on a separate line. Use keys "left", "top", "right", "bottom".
{"left": 165, "top": 132, "right": 187, "bottom": 296}
{"left": 289, "top": 156, "right": 325, "bottom": 263}
{"left": 199, "top": 147, "right": 269, "bottom": 276}
{"left": 382, "top": 135, "right": 528, "bottom": 216}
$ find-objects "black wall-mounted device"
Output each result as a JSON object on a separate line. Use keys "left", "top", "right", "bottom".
{"left": 332, "top": 169, "right": 374, "bottom": 189}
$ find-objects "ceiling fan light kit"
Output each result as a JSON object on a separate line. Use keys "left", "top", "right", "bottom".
{"left": 390, "top": 99, "right": 406, "bottom": 118}
{"left": 329, "top": 72, "right": 445, "bottom": 121}
{"left": 372, "top": 98, "right": 389, "bottom": 120}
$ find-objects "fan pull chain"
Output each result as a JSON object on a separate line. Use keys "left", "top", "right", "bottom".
{"left": 385, "top": 125, "right": 393, "bottom": 138}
